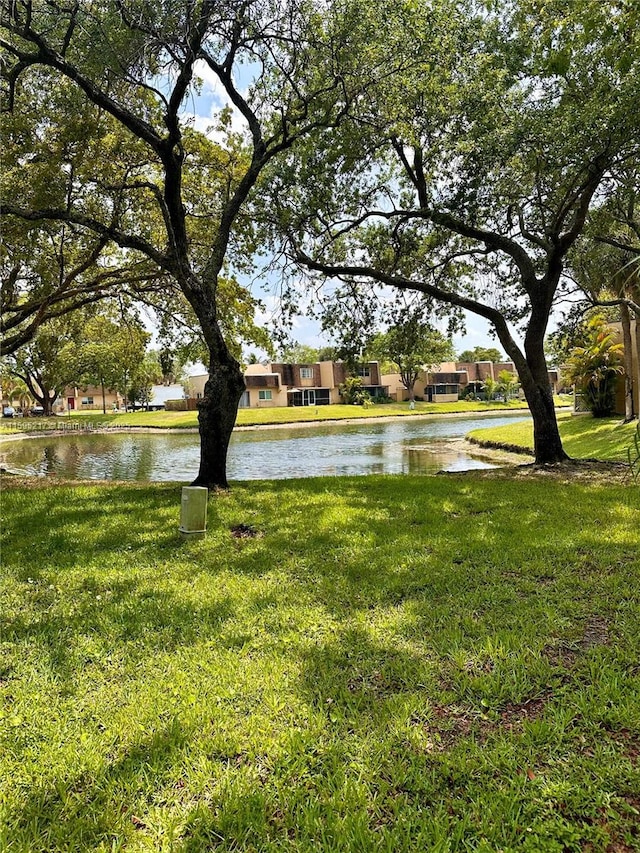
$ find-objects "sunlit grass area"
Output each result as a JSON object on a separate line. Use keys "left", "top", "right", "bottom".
{"left": 467, "top": 412, "right": 638, "bottom": 462}
{"left": 234, "top": 399, "right": 537, "bottom": 427}
{"left": 1, "top": 474, "right": 639, "bottom": 851}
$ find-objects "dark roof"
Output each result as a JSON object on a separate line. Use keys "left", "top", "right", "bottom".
{"left": 245, "top": 374, "right": 280, "bottom": 389}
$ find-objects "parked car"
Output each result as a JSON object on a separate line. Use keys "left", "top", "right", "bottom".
{"left": 2, "top": 406, "right": 15, "bottom": 418}
{"left": 29, "top": 406, "right": 45, "bottom": 416}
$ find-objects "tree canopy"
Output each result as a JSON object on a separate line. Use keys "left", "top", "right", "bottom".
{"left": 0, "top": 74, "right": 166, "bottom": 356}
{"left": 369, "top": 311, "right": 453, "bottom": 399}
{"left": 270, "top": 0, "right": 640, "bottom": 463}
{"left": 3, "top": 0, "right": 638, "bottom": 470}
{"left": 457, "top": 347, "right": 505, "bottom": 364}
{"left": 2, "top": 305, "right": 150, "bottom": 414}
{"left": 1, "top": 0, "right": 400, "bottom": 485}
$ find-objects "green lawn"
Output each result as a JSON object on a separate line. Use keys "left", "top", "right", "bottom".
{"left": 1, "top": 398, "right": 572, "bottom": 434}
{"left": 467, "top": 412, "right": 639, "bottom": 462}
{"left": 1, "top": 474, "right": 639, "bottom": 851}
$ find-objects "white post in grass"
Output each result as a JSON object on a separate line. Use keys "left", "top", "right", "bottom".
{"left": 179, "top": 486, "right": 208, "bottom": 539}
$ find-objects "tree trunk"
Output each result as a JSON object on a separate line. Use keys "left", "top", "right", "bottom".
{"left": 495, "top": 312, "right": 569, "bottom": 465}
{"left": 520, "top": 349, "right": 568, "bottom": 465}
{"left": 620, "top": 302, "right": 635, "bottom": 421}
{"left": 21, "top": 371, "right": 54, "bottom": 416}
{"left": 526, "top": 381, "right": 568, "bottom": 462}
{"left": 401, "top": 369, "right": 417, "bottom": 402}
{"left": 190, "top": 328, "right": 245, "bottom": 490}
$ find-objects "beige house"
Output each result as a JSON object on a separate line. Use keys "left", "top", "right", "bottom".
{"left": 56, "top": 385, "right": 124, "bottom": 413}
{"left": 383, "top": 361, "right": 517, "bottom": 402}
{"left": 612, "top": 318, "right": 639, "bottom": 416}
{"left": 188, "top": 361, "right": 387, "bottom": 408}
{"left": 383, "top": 360, "right": 560, "bottom": 402}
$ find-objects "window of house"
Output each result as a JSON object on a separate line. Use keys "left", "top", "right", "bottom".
{"left": 357, "top": 365, "right": 370, "bottom": 377}
{"left": 300, "top": 367, "right": 313, "bottom": 379}
{"left": 81, "top": 397, "right": 93, "bottom": 405}
{"left": 258, "top": 389, "right": 272, "bottom": 400}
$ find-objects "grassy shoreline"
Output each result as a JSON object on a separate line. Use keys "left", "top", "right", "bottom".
{"left": 3, "top": 407, "right": 638, "bottom": 850}
{"left": 468, "top": 412, "right": 638, "bottom": 462}
{"left": 1, "top": 473, "right": 639, "bottom": 851}
{"left": 1, "top": 398, "right": 572, "bottom": 436}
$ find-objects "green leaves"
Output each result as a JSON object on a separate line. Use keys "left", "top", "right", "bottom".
{"left": 564, "top": 315, "right": 625, "bottom": 417}
{"left": 370, "top": 310, "right": 454, "bottom": 396}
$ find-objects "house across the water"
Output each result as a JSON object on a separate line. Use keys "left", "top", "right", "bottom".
{"left": 382, "top": 361, "right": 560, "bottom": 402}
{"left": 187, "top": 361, "right": 387, "bottom": 408}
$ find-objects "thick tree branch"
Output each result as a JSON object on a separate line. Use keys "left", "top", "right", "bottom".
{"left": 1, "top": 10, "right": 164, "bottom": 152}
{"left": 1, "top": 204, "right": 169, "bottom": 270}
{"left": 295, "top": 248, "right": 514, "bottom": 343}
{"left": 587, "top": 294, "right": 640, "bottom": 318}
{"left": 556, "top": 154, "right": 609, "bottom": 252}
{"left": 593, "top": 235, "right": 640, "bottom": 256}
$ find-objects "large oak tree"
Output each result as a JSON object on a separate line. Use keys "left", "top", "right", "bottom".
{"left": 1, "top": 75, "right": 166, "bottom": 356}
{"left": 272, "top": 0, "right": 640, "bottom": 464}
{"left": 1, "top": 0, "right": 399, "bottom": 486}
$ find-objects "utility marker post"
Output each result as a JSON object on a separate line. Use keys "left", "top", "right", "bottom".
{"left": 179, "top": 486, "right": 208, "bottom": 539}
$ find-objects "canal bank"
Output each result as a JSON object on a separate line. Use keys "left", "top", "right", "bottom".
{"left": 0, "top": 404, "right": 549, "bottom": 441}
{"left": 0, "top": 412, "right": 533, "bottom": 482}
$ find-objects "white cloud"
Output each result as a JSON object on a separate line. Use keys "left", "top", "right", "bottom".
{"left": 189, "top": 60, "right": 250, "bottom": 141}
{"left": 192, "top": 59, "right": 234, "bottom": 105}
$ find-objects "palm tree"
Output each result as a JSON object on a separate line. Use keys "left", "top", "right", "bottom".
{"left": 496, "top": 370, "right": 520, "bottom": 403}
{"left": 565, "top": 316, "right": 625, "bottom": 417}
{"left": 481, "top": 376, "right": 498, "bottom": 402}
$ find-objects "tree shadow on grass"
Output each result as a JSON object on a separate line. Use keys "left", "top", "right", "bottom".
{"left": 1, "top": 475, "right": 638, "bottom": 850}
{"left": 2, "top": 483, "right": 186, "bottom": 573}
{"left": 224, "top": 476, "right": 639, "bottom": 629}
{"left": 295, "top": 622, "right": 440, "bottom": 720}
{"left": 3, "top": 720, "right": 195, "bottom": 852}
{"left": 2, "top": 482, "right": 243, "bottom": 579}
{"left": 1, "top": 576, "right": 235, "bottom": 689}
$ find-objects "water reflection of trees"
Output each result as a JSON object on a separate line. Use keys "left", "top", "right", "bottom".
{"left": 43, "top": 444, "right": 60, "bottom": 474}
{"left": 4, "top": 435, "right": 159, "bottom": 480}
{"left": 111, "top": 438, "right": 156, "bottom": 481}
{"left": 2, "top": 421, "right": 508, "bottom": 480}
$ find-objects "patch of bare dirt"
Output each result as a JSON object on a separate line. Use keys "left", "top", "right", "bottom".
{"left": 230, "top": 523, "right": 261, "bottom": 539}
{"left": 414, "top": 692, "right": 552, "bottom": 751}
{"left": 497, "top": 692, "right": 552, "bottom": 728}
{"left": 601, "top": 727, "right": 640, "bottom": 765}
{"left": 544, "top": 616, "right": 610, "bottom": 670}
{"left": 543, "top": 643, "right": 580, "bottom": 669}
{"left": 462, "top": 458, "right": 632, "bottom": 485}
{"left": 581, "top": 616, "right": 610, "bottom": 649}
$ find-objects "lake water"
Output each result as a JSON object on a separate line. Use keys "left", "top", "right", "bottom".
{"left": 0, "top": 413, "right": 529, "bottom": 481}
